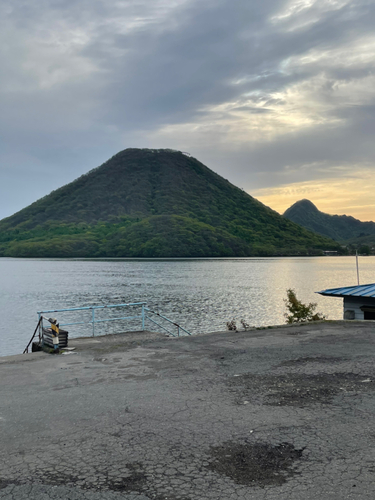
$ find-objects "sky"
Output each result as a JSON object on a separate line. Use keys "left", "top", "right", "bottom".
{"left": 1, "top": 0, "right": 375, "bottom": 222}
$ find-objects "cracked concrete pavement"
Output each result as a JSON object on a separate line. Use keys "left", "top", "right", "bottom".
{"left": 1, "top": 321, "right": 375, "bottom": 499}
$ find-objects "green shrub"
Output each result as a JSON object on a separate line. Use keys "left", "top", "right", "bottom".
{"left": 284, "top": 288, "right": 326, "bottom": 324}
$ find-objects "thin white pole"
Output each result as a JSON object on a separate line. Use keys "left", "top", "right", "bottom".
{"left": 356, "top": 250, "right": 360, "bottom": 285}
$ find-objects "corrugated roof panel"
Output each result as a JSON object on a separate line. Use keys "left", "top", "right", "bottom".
{"left": 317, "top": 283, "right": 375, "bottom": 298}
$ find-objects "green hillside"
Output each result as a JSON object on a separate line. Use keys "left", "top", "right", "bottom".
{"left": 284, "top": 199, "right": 375, "bottom": 245}
{"left": 0, "top": 149, "right": 342, "bottom": 257}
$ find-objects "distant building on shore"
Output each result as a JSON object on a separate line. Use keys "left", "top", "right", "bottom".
{"left": 318, "top": 284, "right": 375, "bottom": 320}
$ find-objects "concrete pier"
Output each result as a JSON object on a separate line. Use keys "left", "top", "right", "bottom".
{"left": 1, "top": 322, "right": 375, "bottom": 499}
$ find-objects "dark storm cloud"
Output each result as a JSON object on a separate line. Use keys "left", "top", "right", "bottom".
{"left": 83, "top": 0, "right": 284, "bottom": 127}
{"left": 92, "top": 0, "right": 372, "bottom": 130}
{"left": 1, "top": 0, "right": 375, "bottom": 218}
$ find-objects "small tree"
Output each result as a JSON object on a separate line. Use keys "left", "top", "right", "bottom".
{"left": 284, "top": 288, "right": 326, "bottom": 324}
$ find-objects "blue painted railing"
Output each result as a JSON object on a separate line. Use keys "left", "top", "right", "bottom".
{"left": 37, "top": 302, "right": 191, "bottom": 339}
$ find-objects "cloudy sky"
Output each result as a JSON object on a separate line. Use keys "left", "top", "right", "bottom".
{"left": 1, "top": 0, "right": 375, "bottom": 221}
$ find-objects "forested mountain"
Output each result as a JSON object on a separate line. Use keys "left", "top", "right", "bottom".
{"left": 0, "top": 149, "right": 341, "bottom": 257}
{"left": 284, "top": 199, "right": 375, "bottom": 245}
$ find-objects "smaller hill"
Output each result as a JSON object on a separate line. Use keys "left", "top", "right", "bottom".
{"left": 284, "top": 199, "right": 375, "bottom": 243}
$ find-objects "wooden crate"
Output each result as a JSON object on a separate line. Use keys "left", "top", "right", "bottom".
{"left": 42, "top": 327, "right": 68, "bottom": 348}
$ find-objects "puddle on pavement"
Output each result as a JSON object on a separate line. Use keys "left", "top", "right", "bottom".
{"left": 208, "top": 441, "right": 304, "bottom": 487}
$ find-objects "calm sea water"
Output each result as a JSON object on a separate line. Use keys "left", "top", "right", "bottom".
{"left": 1, "top": 256, "right": 374, "bottom": 357}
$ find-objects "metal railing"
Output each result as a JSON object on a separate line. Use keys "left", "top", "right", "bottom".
{"left": 37, "top": 302, "right": 147, "bottom": 337}
{"left": 33, "top": 302, "right": 191, "bottom": 342}
{"left": 144, "top": 307, "right": 191, "bottom": 337}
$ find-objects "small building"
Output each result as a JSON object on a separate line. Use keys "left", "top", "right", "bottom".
{"left": 318, "top": 283, "right": 375, "bottom": 320}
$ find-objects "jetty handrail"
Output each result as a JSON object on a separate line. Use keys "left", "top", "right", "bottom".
{"left": 37, "top": 302, "right": 147, "bottom": 337}
{"left": 37, "top": 302, "right": 146, "bottom": 314}
{"left": 31, "top": 302, "right": 191, "bottom": 343}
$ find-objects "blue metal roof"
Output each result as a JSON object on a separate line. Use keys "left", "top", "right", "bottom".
{"left": 317, "top": 283, "right": 375, "bottom": 298}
